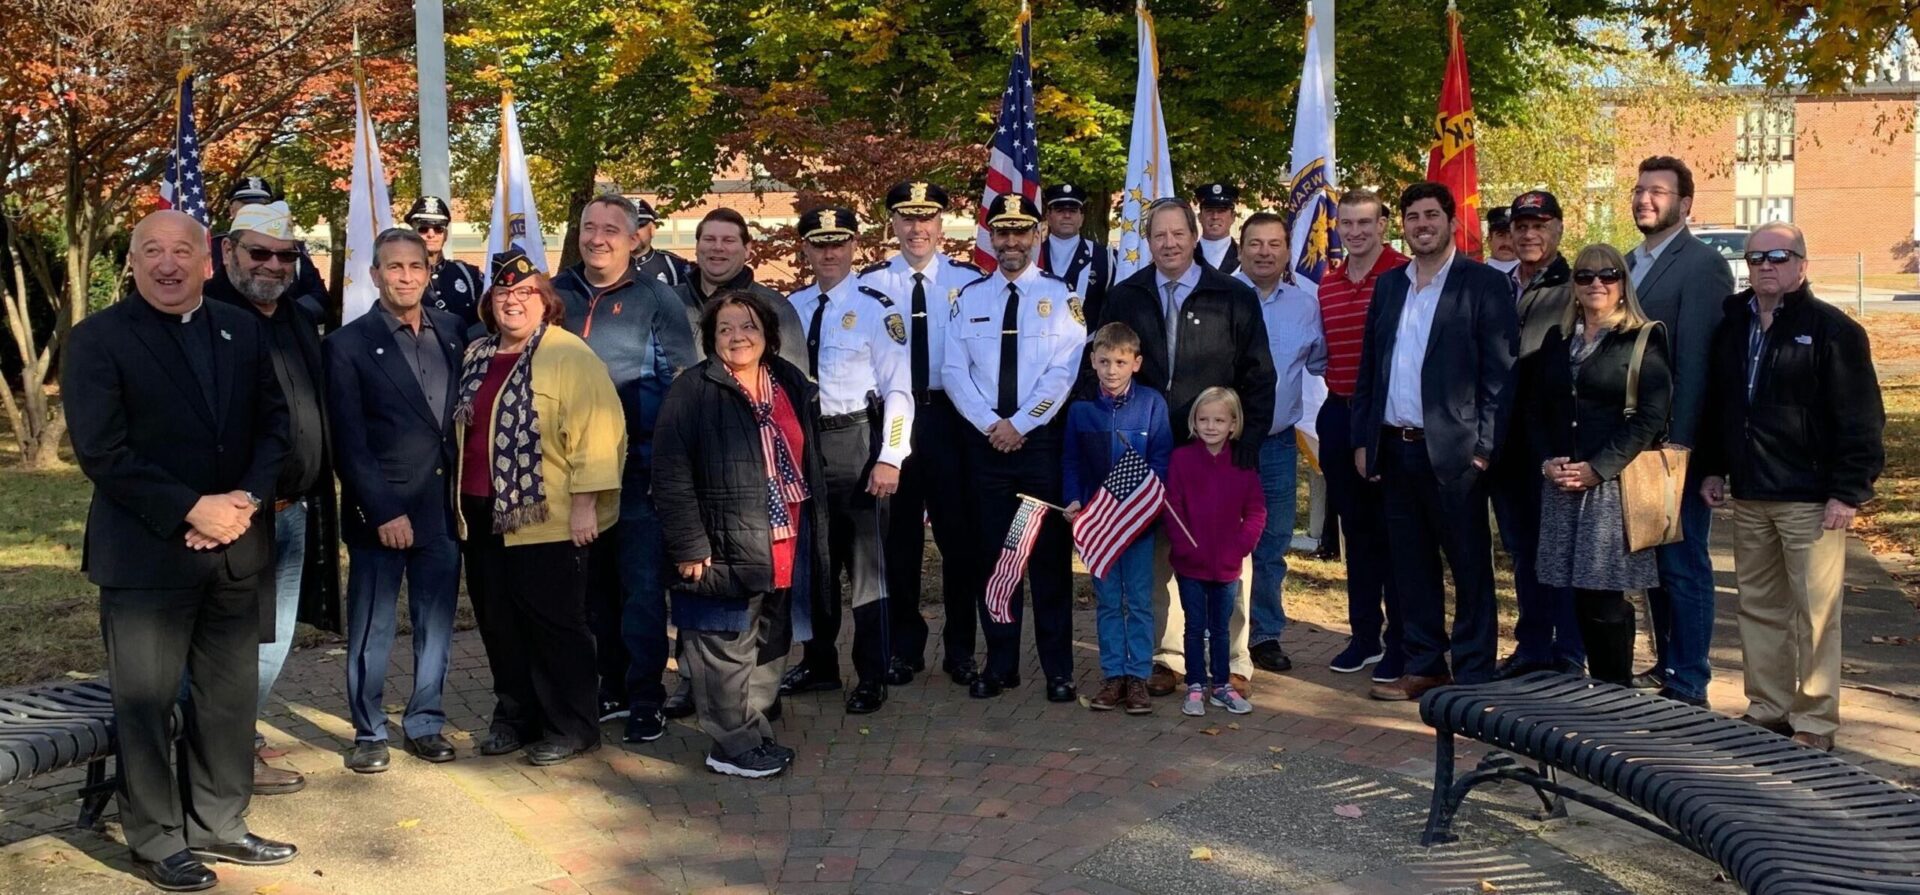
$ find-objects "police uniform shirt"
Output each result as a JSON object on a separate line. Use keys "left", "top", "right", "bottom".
{"left": 941, "top": 263, "right": 1087, "bottom": 435}
{"left": 428, "top": 257, "right": 483, "bottom": 326}
{"left": 1041, "top": 235, "right": 1113, "bottom": 298}
{"left": 788, "top": 276, "right": 916, "bottom": 467}
{"left": 857, "top": 253, "right": 980, "bottom": 394}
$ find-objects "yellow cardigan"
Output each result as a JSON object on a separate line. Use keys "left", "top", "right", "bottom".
{"left": 455, "top": 326, "right": 627, "bottom": 546}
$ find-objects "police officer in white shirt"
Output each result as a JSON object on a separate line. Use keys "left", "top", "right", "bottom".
{"left": 1195, "top": 182, "right": 1241, "bottom": 275}
{"left": 782, "top": 206, "right": 913, "bottom": 715}
{"left": 1038, "top": 183, "right": 1116, "bottom": 324}
{"left": 858, "top": 181, "right": 988, "bottom": 688}
{"left": 1231, "top": 211, "right": 1328, "bottom": 677}
{"left": 942, "top": 194, "right": 1087, "bottom": 703}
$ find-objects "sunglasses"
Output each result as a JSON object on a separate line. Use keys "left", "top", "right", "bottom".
{"left": 1572, "top": 268, "right": 1624, "bottom": 285}
{"left": 414, "top": 223, "right": 447, "bottom": 235}
{"left": 238, "top": 245, "right": 302, "bottom": 265}
{"left": 1744, "top": 249, "right": 1801, "bottom": 266}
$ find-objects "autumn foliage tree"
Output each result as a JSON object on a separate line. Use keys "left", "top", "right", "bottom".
{"left": 0, "top": 0, "right": 391, "bottom": 467}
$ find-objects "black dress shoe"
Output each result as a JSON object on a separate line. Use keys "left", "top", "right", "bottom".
{"left": 1251, "top": 641, "right": 1294, "bottom": 674}
{"left": 404, "top": 734, "right": 456, "bottom": 763}
{"left": 883, "top": 658, "right": 917, "bottom": 686}
{"left": 1494, "top": 654, "right": 1552, "bottom": 680}
{"left": 527, "top": 740, "right": 598, "bottom": 766}
{"left": 478, "top": 727, "right": 523, "bottom": 756}
{"left": 945, "top": 658, "right": 979, "bottom": 686}
{"left": 1046, "top": 678, "right": 1077, "bottom": 703}
{"left": 1658, "top": 688, "right": 1709, "bottom": 708}
{"left": 1629, "top": 670, "right": 1666, "bottom": 691}
{"left": 345, "top": 740, "right": 390, "bottom": 774}
{"left": 189, "top": 834, "right": 298, "bottom": 867}
{"left": 969, "top": 676, "right": 1003, "bottom": 699}
{"left": 844, "top": 682, "right": 887, "bottom": 714}
{"left": 135, "top": 850, "right": 216, "bottom": 892}
{"left": 662, "top": 680, "right": 696, "bottom": 719}
{"left": 779, "top": 665, "right": 843, "bottom": 695}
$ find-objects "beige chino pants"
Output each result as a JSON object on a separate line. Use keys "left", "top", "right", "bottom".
{"left": 1730, "top": 499, "right": 1848, "bottom": 738}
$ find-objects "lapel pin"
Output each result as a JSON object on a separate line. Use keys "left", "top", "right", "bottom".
{"left": 219, "top": 329, "right": 232, "bottom": 340}
{"left": 376, "top": 347, "right": 385, "bottom": 355}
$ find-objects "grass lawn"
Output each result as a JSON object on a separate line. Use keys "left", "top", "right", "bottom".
{"left": 0, "top": 432, "right": 102, "bottom": 687}
{"left": 1855, "top": 314, "right": 1920, "bottom": 561}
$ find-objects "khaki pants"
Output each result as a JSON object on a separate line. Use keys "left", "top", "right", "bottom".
{"left": 1730, "top": 499, "right": 1847, "bottom": 737}
{"left": 1151, "top": 533, "right": 1252, "bottom": 678}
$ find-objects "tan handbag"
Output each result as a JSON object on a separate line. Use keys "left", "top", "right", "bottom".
{"left": 1618, "top": 322, "right": 1689, "bottom": 552}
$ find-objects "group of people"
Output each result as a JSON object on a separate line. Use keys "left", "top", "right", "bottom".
{"left": 63, "top": 153, "right": 1884, "bottom": 891}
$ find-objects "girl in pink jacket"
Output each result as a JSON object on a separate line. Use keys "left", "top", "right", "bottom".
{"left": 1165, "top": 387, "right": 1267, "bottom": 716}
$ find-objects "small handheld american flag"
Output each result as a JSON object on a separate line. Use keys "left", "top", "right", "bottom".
{"left": 984, "top": 494, "right": 1051, "bottom": 624}
{"left": 1072, "top": 444, "right": 1165, "bottom": 578}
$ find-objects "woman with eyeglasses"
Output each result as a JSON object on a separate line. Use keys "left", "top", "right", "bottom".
{"left": 1523, "top": 243, "right": 1673, "bottom": 687}
{"left": 455, "top": 245, "right": 627, "bottom": 766}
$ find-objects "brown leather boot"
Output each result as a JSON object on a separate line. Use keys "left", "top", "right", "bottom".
{"left": 1230, "top": 673, "right": 1254, "bottom": 699}
{"left": 253, "top": 753, "right": 306, "bottom": 795}
{"left": 1089, "top": 678, "right": 1124, "bottom": 711}
{"left": 1147, "top": 664, "right": 1178, "bottom": 697}
{"left": 1367, "top": 674, "right": 1452, "bottom": 702}
{"left": 1123, "top": 677, "right": 1153, "bottom": 714}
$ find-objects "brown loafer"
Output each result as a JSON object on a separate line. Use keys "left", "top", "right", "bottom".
{"left": 1123, "top": 678, "right": 1153, "bottom": 714}
{"left": 1147, "top": 664, "right": 1178, "bottom": 697}
{"left": 1089, "top": 678, "right": 1124, "bottom": 711}
{"left": 1739, "top": 714, "right": 1793, "bottom": 736}
{"left": 1229, "top": 673, "right": 1254, "bottom": 699}
{"left": 1791, "top": 731, "right": 1834, "bottom": 752}
{"left": 252, "top": 755, "right": 306, "bottom": 795}
{"left": 1368, "top": 674, "right": 1452, "bottom": 702}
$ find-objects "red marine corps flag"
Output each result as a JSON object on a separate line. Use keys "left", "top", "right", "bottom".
{"left": 1426, "top": 0, "right": 1482, "bottom": 258}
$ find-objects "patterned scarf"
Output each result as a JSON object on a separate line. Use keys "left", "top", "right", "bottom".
{"left": 733, "top": 364, "right": 810, "bottom": 541}
{"left": 454, "top": 324, "right": 550, "bottom": 533}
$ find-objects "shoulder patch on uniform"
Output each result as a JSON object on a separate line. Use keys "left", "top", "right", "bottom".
{"left": 1067, "top": 296, "right": 1085, "bottom": 325}
{"left": 885, "top": 312, "right": 907, "bottom": 345}
{"left": 1029, "top": 399, "right": 1055, "bottom": 418}
{"left": 949, "top": 258, "right": 984, "bottom": 275}
{"left": 857, "top": 284, "right": 896, "bottom": 308}
{"left": 858, "top": 261, "right": 890, "bottom": 276}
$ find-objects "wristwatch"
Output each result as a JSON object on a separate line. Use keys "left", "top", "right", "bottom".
{"left": 244, "top": 492, "right": 262, "bottom": 510}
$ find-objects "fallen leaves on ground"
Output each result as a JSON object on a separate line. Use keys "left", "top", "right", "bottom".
{"left": 62, "top": 670, "right": 97, "bottom": 680}
{"left": 1866, "top": 634, "right": 1912, "bottom": 645}
{"left": 1189, "top": 846, "right": 1214, "bottom": 861}
{"left": 1200, "top": 727, "right": 1222, "bottom": 736}
{"left": 396, "top": 818, "right": 421, "bottom": 829}
{"left": 1841, "top": 663, "right": 1868, "bottom": 675}
{"left": 1334, "top": 804, "right": 1364, "bottom": 819}
{"left": 1479, "top": 881, "right": 1499, "bottom": 893}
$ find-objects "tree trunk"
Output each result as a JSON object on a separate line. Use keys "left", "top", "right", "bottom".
{"left": 1, "top": 232, "right": 68, "bottom": 469}
{"left": 555, "top": 164, "right": 600, "bottom": 273}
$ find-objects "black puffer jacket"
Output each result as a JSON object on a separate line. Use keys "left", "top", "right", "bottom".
{"left": 652, "top": 355, "right": 829, "bottom": 601}
{"left": 1523, "top": 320, "right": 1673, "bottom": 482}
{"left": 1698, "top": 283, "right": 1884, "bottom": 506}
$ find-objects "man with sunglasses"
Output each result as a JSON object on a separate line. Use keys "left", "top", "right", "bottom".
{"left": 405, "top": 196, "right": 483, "bottom": 332}
{"left": 1492, "top": 191, "right": 1584, "bottom": 681}
{"left": 203, "top": 201, "right": 330, "bottom": 797}
{"left": 1698, "top": 222, "right": 1884, "bottom": 752}
{"left": 213, "top": 177, "right": 330, "bottom": 324}
{"left": 1624, "top": 155, "right": 1736, "bottom": 707}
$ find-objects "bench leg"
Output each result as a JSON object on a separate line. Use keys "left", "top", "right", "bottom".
{"left": 1532, "top": 761, "right": 1567, "bottom": 821}
{"left": 1422, "top": 729, "right": 1460, "bottom": 846}
{"left": 77, "top": 756, "right": 115, "bottom": 831}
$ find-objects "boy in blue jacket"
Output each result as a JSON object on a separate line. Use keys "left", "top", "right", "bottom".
{"left": 1063, "top": 323, "right": 1173, "bottom": 714}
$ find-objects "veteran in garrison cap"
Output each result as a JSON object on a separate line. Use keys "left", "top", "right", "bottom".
{"left": 944, "top": 193, "right": 1086, "bottom": 703}
{"left": 858, "top": 181, "right": 986, "bottom": 690}
{"left": 212, "top": 176, "right": 330, "bottom": 322}
{"left": 781, "top": 205, "right": 914, "bottom": 716}
{"left": 1039, "top": 182, "right": 1117, "bottom": 326}
{"left": 1194, "top": 181, "right": 1242, "bottom": 275}
{"left": 405, "top": 196, "right": 485, "bottom": 331}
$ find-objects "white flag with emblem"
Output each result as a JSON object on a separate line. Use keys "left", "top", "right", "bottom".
{"left": 340, "top": 76, "right": 395, "bottom": 323}
{"left": 1115, "top": 1, "right": 1176, "bottom": 280}
{"left": 485, "top": 90, "right": 548, "bottom": 284}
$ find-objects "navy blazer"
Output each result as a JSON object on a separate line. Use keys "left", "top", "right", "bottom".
{"left": 323, "top": 306, "right": 467, "bottom": 547}
{"left": 1629, "top": 228, "right": 1734, "bottom": 448}
{"left": 1349, "top": 253, "right": 1518, "bottom": 483}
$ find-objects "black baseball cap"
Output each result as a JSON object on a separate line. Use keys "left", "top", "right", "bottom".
{"left": 1509, "top": 191, "right": 1563, "bottom": 221}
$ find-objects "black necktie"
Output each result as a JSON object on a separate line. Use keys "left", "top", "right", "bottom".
{"left": 997, "top": 283, "right": 1020, "bottom": 418}
{"left": 910, "top": 272, "right": 929, "bottom": 402}
{"left": 808, "top": 295, "right": 827, "bottom": 380}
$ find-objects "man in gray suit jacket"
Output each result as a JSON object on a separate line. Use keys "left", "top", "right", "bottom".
{"left": 1625, "top": 156, "right": 1735, "bottom": 707}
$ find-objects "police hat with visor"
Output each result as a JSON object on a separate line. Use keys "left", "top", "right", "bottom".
{"left": 885, "top": 181, "right": 949, "bottom": 217}
{"left": 798, "top": 207, "right": 860, "bottom": 245}
{"left": 986, "top": 194, "right": 1042, "bottom": 231}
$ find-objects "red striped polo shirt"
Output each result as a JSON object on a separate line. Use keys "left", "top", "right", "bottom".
{"left": 1319, "top": 246, "right": 1409, "bottom": 397}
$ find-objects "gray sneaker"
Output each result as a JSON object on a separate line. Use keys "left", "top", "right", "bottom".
{"left": 1210, "top": 686, "right": 1253, "bottom": 715}
{"left": 1182, "top": 686, "right": 1206, "bottom": 717}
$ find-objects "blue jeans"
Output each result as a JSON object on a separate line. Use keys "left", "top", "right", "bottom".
{"left": 344, "top": 534, "right": 460, "bottom": 741}
{"left": 1176, "top": 576, "right": 1237, "bottom": 688}
{"left": 612, "top": 464, "right": 670, "bottom": 711}
{"left": 257, "top": 500, "right": 306, "bottom": 719}
{"left": 1650, "top": 482, "right": 1716, "bottom": 700}
{"left": 1490, "top": 464, "right": 1584, "bottom": 667}
{"left": 1093, "top": 534, "right": 1157, "bottom": 679}
{"left": 1249, "top": 430, "right": 1298, "bottom": 646}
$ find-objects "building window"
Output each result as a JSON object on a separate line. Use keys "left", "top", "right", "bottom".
{"left": 1736, "top": 197, "right": 1795, "bottom": 226}
{"left": 1737, "top": 106, "right": 1796, "bottom": 163}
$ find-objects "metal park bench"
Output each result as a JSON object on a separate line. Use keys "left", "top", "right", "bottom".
{"left": 0, "top": 679, "right": 117, "bottom": 829}
{"left": 1419, "top": 671, "right": 1920, "bottom": 894}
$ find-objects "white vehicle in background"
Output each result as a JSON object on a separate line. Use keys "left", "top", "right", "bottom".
{"left": 1693, "top": 227, "right": 1752, "bottom": 292}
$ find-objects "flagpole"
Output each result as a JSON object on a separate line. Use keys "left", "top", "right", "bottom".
{"left": 415, "top": 0, "right": 452, "bottom": 199}
{"left": 352, "top": 29, "right": 381, "bottom": 251}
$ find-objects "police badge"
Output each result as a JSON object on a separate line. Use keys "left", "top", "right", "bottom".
{"left": 842, "top": 310, "right": 858, "bottom": 330}
{"left": 885, "top": 313, "right": 907, "bottom": 345}
{"left": 1037, "top": 299, "right": 1052, "bottom": 318}
{"left": 454, "top": 278, "right": 468, "bottom": 294}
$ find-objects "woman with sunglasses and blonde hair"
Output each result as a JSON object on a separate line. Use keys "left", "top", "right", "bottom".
{"left": 1522, "top": 243, "right": 1673, "bottom": 687}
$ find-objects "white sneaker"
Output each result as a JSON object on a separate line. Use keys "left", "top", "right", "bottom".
{"left": 1182, "top": 686, "right": 1206, "bottom": 717}
{"left": 1210, "top": 686, "right": 1253, "bottom": 715}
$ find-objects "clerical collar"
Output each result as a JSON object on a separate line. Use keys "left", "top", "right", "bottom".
{"left": 176, "top": 298, "right": 206, "bottom": 323}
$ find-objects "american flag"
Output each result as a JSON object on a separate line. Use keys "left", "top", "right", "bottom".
{"left": 1072, "top": 445, "right": 1165, "bottom": 578}
{"left": 157, "top": 68, "right": 209, "bottom": 226}
{"left": 984, "top": 494, "right": 1051, "bottom": 624}
{"left": 973, "top": 4, "right": 1039, "bottom": 272}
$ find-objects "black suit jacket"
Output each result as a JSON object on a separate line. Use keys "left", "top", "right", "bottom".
{"left": 324, "top": 306, "right": 467, "bottom": 547}
{"left": 1350, "top": 254, "right": 1518, "bottom": 482}
{"left": 1629, "top": 228, "right": 1735, "bottom": 448}
{"left": 1095, "top": 264, "right": 1276, "bottom": 465}
{"left": 63, "top": 296, "right": 290, "bottom": 589}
